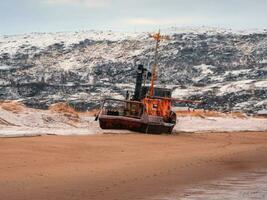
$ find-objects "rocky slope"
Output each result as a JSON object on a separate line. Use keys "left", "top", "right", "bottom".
{"left": 0, "top": 28, "right": 266, "bottom": 113}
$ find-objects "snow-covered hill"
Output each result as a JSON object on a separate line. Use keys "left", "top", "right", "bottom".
{"left": 0, "top": 27, "right": 266, "bottom": 113}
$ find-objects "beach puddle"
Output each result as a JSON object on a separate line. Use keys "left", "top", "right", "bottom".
{"left": 152, "top": 169, "right": 267, "bottom": 200}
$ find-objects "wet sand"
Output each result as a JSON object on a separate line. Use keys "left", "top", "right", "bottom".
{"left": 176, "top": 169, "right": 267, "bottom": 200}
{"left": 1, "top": 131, "right": 267, "bottom": 200}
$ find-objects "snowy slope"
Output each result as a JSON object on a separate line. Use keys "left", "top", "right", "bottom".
{"left": 0, "top": 31, "right": 144, "bottom": 55}
{"left": 0, "top": 27, "right": 266, "bottom": 113}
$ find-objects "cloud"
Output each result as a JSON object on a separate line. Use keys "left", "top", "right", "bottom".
{"left": 43, "top": 0, "right": 111, "bottom": 7}
{"left": 120, "top": 17, "right": 194, "bottom": 26}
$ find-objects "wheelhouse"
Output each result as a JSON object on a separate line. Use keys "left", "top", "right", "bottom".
{"left": 101, "top": 99, "right": 144, "bottom": 119}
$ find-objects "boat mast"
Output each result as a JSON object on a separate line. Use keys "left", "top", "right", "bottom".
{"left": 149, "top": 30, "right": 168, "bottom": 96}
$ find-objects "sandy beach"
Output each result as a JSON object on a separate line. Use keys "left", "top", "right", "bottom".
{"left": 1, "top": 131, "right": 267, "bottom": 200}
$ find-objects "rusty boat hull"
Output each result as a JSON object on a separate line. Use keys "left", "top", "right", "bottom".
{"left": 99, "top": 115, "right": 175, "bottom": 134}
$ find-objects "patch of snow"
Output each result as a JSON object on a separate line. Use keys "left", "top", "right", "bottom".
{"left": 224, "top": 69, "right": 250, "bottom": 76}
{"left": 194, "top": 64, "right": 215, "bottom": 75}
{"left": 260, "top": 59, "right": 267, "bottom": 64}
{"left": 172, "top": 85, "right": 214, "bottom": 98}
{"left": 192, "top": 64, "right": 216, "bottom": 82}
{"left": 175, "top": 116, "right": 267, "bottom": 133}
{"left": 0, "top": 126, "right": 100, "bottom": 137}
{"left": 257, "top": 110, "right": 267, "bottom": 115}
{"left": 255, "top": 100, "right": 267, "bottom": 107}
{"left": 0, "top": 65, "right": 17, "bottom": 70}
{"left": 255, "top": 81, "right": 267, "bottom": 88}
{"left": 172, "top": 107, "right": 189, "bottom": 111}
{"left": 217, "top": 80, "right": 255, "bottom": 96}
{"left": 172, "top": 87, "right": 199, "bottom": 98}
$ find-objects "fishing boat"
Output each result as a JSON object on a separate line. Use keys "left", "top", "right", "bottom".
{"left": 96, "top": 31, "right": 200, "bottom": 134}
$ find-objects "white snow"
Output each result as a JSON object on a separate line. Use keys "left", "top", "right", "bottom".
{"left": 172, "top": 85, "right": 215, "bottom": 98}
{"left": 0, "top": 30, "right": 144, "bottom": 55}
{"left": 1, "top": 105, "right": 267, "bottom": 137}
{"left": 255, "top": 100, "right": 267, "bottom": 107}
{"left": 2, "top": 27, "right": 265, "bottom": 57}
{"left": 0, "top": 106, "right": 103, "bottom": 137}
{"left": 174, "top": 116, "right": 267, "bottom": 133}
{"left": 172, "top": 87, "right": 200, "bottom": 98}
{"left": 255, "top": 80, "right": 267, "bottom": 88}
{"left": 162, "top": 26, "right": 267, "bottom": 36}
{"left": 172, "top": 79, "right": 266, "bottom": 99}
{"left": 194, "top": 64, "right": 215, "bottom": 75}
{"left": 257, "top": 110, "right": 267, "bottom": 115}
{"left": 260, "top": 59, "right": 267, "bottom": 64}
{"left": 0, "top": 65, "right": 17, "bottom": 70}
{"left": 217, "top": 80, "right": 255, "bottom": 96}
{"left": 234, "top": 101, "right": 255, "bottom": 111}
{"left": 192, "top": 64, "right": 216, "bottom": 82}
{"left": 224, "top": 69, "right": 250, "bottom": 76}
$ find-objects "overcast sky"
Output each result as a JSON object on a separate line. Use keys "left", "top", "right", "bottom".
{"left": 1, "top": 0, "right": 267, "bottom": 35}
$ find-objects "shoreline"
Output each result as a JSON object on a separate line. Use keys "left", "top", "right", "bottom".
{"left": 1, "top": 132, "right": 267, "bottom": 200}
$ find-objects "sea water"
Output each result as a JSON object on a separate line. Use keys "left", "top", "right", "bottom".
{"left": 151, "top": 169, "right": 267, "bottom": 200}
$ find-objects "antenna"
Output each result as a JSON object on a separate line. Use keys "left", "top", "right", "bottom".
{"left": 148, "top": 30, "right": 169, "bottom": 96}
